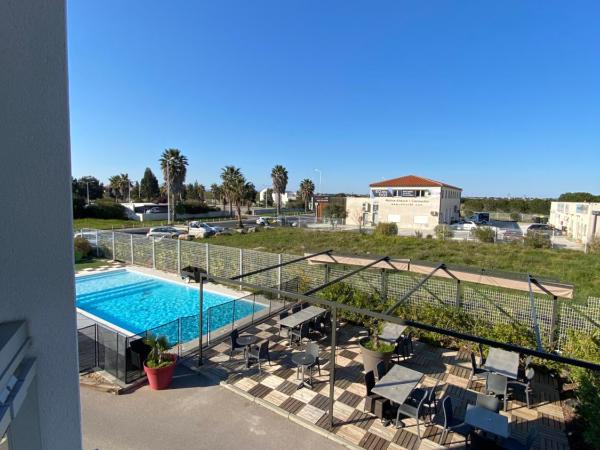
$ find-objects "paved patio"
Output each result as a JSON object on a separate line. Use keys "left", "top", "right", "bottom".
{"left": 190, "top": 318, "right": 568, "bottom": 450}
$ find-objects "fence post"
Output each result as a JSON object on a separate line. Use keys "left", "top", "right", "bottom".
{"left": 130, "top": 233, "right": 134, "bottom": 265}
{"left": 231, "top": 301, "right": 237, "bottom": 332}
{"left": 95, "top": 230, "right": 100, "bottom": 257}
{"left": 550, "top": 296, "right": 559, "bottom": 350}
{"left": 205, "top": 243, "right": 210, "bottom": 274}
{"left": 178, "top": 317, "right": 182, "bottom": 356}
{"left": 177, "top": 239, "right": 181, "bottom": 274}
{"left": 111, "top": 231, "right": 116, "bottom": 260}
{"left": 455, "top": 279, "right": 462, "bottom": 308}
{"left": 380, "top": 269, "right": 388, "bottom": 300}
{"left": 152, "top": 236, "right": 156, "bottom": 269}
{"left": 277, "top": 254, "right": 282, "bottom": 288}
{"left": 239, "top": 248, "right": 244, "bottom": 289}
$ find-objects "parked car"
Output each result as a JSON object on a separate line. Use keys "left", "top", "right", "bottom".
{"left": 187, "top": 222, "right": 216, "bottom": 238}
{"left": 256, "top": 217, "right": 268, "bottom": 226}
{"left": 145, "top": 207, "right": 162, "bottom": 213}
{"left": 450, "top": 220, "right": 479, "bottom": 231}
{"left": 468, "top": 212, "right": 490, "bottom": 224}
{"left": 146, "top": 226, "right": 186, "bottom": 239}
{"left": 527, "top": 223, "right": 559, "bottom": 236}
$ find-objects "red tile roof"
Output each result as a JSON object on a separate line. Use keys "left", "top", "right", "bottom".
{"left": 369, "top": 175, "right": 461, "bottom": 190}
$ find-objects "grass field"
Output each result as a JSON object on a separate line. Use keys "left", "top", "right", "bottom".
{"left": 75, "top": 258, "right": 109, "bottom": 271}
{"left": 73, "top": 218, "right": 190, "bottom": 230}
{"left": 210, "top": 228, "right": 600, "bottom": 299}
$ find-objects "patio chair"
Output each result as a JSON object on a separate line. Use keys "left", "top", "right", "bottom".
{"left": 375, "top": 360, "right": 387, "bottom": 381}
{"left": 439, "top": 396, "right": 473, "bottom": 444}
{"left": 300, "top": 302, "right": 310, "bottom": 309}
{"left": 508, "top": 367, "right": 535, "bottom": 408}
{"left": 469, "top": 352, "right": 489, "bottom": 383}
{"left": 517, "top": 356, "right": 534, "bottom": 382}
{"left": 290, "top": 322, "right": 310, "bottom": 346}
{"left": 229, "top": 329, "right": 245, "bottom": 360}
{"left": 247, "top": 340, "right": 271, "bottom": 374}
{"left": 501, "top": 427, "right": 538, "bottom": 450}
{"left": 477, "top": 343, "right": 486, "bottom": 367}
{"left": 423, "top": 379, "right": 441, "bottom": 420}
{"left": 364, "top": 371, "right": 389, "bottom": 421}
{"left": 486, "top": 373, "right": 508, "bottom": 411}
{"left": 396, "top": 388, "right": 427, "bottom": 437}
{"left": 316, "top": 311, "right": 331, "bottom": 336}
{"left": 400, "top": 332, "right": 414, "bottom": 358}
{"left": 476, "top": 393, "right": 500, "bottom": 413}
{"left": 305, "top": 341, "right": 321, "bottom": 376}
{"left": 278, "top": 311, "right": 289, "bottom": 336}
{"left": 291, "top": 304, "right": 301, "bottom": 314}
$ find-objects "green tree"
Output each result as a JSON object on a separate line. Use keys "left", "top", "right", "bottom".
{"left": 159, "top": 149, "right": 188, "bottom": 220}
{"left": 107, "top": 173, "right": 130, "bottom": 201}
{"left": 220, "top": 166, "right": 247, "bottom": 228}
{"left": 299, "top": 178, "right": 315, "bottom": 212}
{"left": 271, "top": 165, "right": 288, "bottom": 216}
{"left": 559, "top": 192, "right": 600, "bottom": 203}
{"left": 243, "top": 182, "right": 257, "bottom": 213}
{"left": 72, "top": 176, "right": 104, "bottom": 202}
{"left": 140, "top": 168, "right": 160, "bottom": 200}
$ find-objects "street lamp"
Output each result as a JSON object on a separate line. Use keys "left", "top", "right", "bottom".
{"left": 314, "top": 169, "right": 322, "bottom": 194}
{"left": 165, "top": 157, "right": 174, "bottom": 224}
{"left": 85, "top": 181, "right": 90, "bottom": 206}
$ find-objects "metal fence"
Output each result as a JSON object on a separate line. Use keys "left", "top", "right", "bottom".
{"left": 82, "top": 229, "right": 600, "bottom": 354}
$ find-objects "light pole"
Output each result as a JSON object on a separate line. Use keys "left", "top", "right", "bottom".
{"left": 85, "top": 181, "right": 90, "bottom": 206}
{"left": 166, "top": 159, "right": 171, "bottom": 224}
{"left": 314, "top": 169, "right": 322, "bottom": 194}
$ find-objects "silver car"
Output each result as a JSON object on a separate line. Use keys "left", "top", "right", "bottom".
{"left": 146, "top": 226, "right": 185, "bottom": 239}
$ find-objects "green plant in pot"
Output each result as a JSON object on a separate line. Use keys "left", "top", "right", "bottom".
{"left": 143, "top": 334, "right": 176, "bottom": 390}
{"left": 359, "top": 317, "right": 396, "bottom": 375}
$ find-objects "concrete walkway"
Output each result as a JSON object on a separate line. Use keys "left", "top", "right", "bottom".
{"left": 81, "top": 365, "right": 344, "bottom": 450}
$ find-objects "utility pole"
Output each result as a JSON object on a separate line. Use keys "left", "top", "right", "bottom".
{"left": 314, "top": 169, "right": 322, "bottom": 194}
{"left": 86, "top": 181, "right": 90, "bottom": 206}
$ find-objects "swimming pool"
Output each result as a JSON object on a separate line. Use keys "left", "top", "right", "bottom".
{"left": 76, "top": 269, "right": 263, "bottom": 343}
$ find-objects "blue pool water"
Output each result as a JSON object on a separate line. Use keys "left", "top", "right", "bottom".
{"left": 76, "top": 270, "right": 262, "bottom": 343}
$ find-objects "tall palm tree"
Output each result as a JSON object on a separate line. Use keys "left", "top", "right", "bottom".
{"left": 108, "top": 174, "right": 122, "bottom": 201}
{"left": 271, "top": 165, "right": 288, "bottom": 216}
{"left": 220, "top": 166, "right": 247, "bottom": 228}
{"left": 118, "top": 173, "right": 130, "bottom": 202}
{"left": 210, "top": 183, "right": 225, "bottom": 209}
{"left": 159, "top": 149, "right": 188, "bottom": 221}
{"left": 299, "top": 178, "right": 315, "bottom": 212}
{"left": 243, "top": 182, "right": 257, "bottom": 213}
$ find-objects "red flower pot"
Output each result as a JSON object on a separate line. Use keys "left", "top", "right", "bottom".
{"left": 144, "top": 354, "right": 177, "bottom": 390}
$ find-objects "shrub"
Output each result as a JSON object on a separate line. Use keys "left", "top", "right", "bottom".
{"left": 524, "top": 231, "right": 551, "bottom": 249}
{"left": 510, "top": 212, "right": 520, "bottom": 221}
{"left": 374, "top": 222, "right": 398, "bottom": 237}
{"left": 182, "top": 199, "right": 215, "bottom": 214}
{"left": 84, "top": 199, "right": 127, "bottom": 220}
{"left": 414, "top": 230, "right": 423, "bottom": 239}
{"left": 471, "top": 226, "right": 495, "bottom": 243}
{"left": 74, "top": 237, "right": 92, "bottom": 262}
{"left": 589, "top": 238, "right": 600, "bottom": 255}
{"left": 434, "top": 224, "right": 453, "bottom": 239}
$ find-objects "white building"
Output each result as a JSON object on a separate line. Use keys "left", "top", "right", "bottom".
{"left": 345, "top": 175, "right": 462, "bottom": 232}
{"left": 258, "top": 188, "right": 297, "bottom": 206}
{"left": 549, "top": 201, "right": 600, "bottom": 244}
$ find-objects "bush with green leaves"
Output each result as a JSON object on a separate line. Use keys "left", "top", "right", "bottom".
{"left": 524, "top": 231, "right": 551, "bottom": 249}
{"left": 434, "top": 224, "right": 453, "bottom": 239}
{"left": 471, "top": 226, "right": 495, "bottom": 243}
{"left": 562, "top": 330, "right": 600, "bottom": 447}
{"left": 374, "top": 222, "right": 398, "bottom": 237}
{"left": 588, "top": 238, "right": 600, "bottom": 255}
{"left": 83, "top": 198, "right": 127, "bottom": 220}
{"left": 510, "top": 212, "right": 520, "bottom": 221}
{"left": 74, "top": 236, "right": 92, "bottom": 262}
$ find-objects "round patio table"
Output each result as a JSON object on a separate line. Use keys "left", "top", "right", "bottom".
{"left": 237, "top": 335, "right": 259, "bottom": 368}
{"left": 292, "top": 352, "right": 316, "bottom": 390}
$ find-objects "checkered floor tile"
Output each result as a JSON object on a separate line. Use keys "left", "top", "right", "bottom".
{"left": 191, "top": 318, "right": 569, "bottom": 450}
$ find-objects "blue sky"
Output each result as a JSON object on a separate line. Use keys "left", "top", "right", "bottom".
{"left": 68, "top": 1, "right": 600, "bottom": 197}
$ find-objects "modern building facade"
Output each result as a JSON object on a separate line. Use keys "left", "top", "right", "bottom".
{"left": 345, "top": 175, "right": 462, "bottom": 231}
{"left": 549, "top": 201, "right": 600, "bottom": 244}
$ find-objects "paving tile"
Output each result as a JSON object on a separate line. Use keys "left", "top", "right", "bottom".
{"left": 333, "top": 400, "right": 356, "bottom": 421}
{"left": 309, "top": 393, "right": 330, "bottom": 410}
{"left": 338, "top": 390, "right": 362, "bottom": 408}
{"left": 347, "top": 409, "right": 375, "bottom": 430}
{"left": 261, "top": 374, "right": 286, "bottom": 390}
{"left": 336, "top": 423, "right": 367, "bottom": 445}
{"left": 296, "top": 403, "right": 326, "bottom": 424}
{"left": 367, "top": 418, "right": 397, "bottom": 442}
{"left": 247, "top": 383, "right": 272, "bottom": 398}
{"left": 392, "top": 428, "right": 420, "bottom": 450}
{"left": 292, "top": 387, "right": 318, "bottom": 403}
{"left": 234, "top": 377, "right": 257, "bottom": 391}
{"left": 280, "top": 397, "right": 305, "bottom": 414}
{"left": 276, "top": 380, "right": 299, "bottom": 395}
{"left": 359, "top": 431, "right": 390, "bottom": 450}
{"left": 262, "top": 389, "right": 288, "bottom": 406}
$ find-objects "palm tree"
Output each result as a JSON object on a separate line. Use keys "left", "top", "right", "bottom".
{"left": 210, "top": 183, "right": 224, "bottom": 209}
{"left": 243, "top": 182, "right": 257, "bottom": 213}
{"left": 220, "top": 166, "right": 247, "bottom": 228}
{"left": 159, "top": 149, "right": 188, "bottom": 221}
{"left": 271, "top": 165, "right": 288, "bottom": 216}
{"left": 299, "top": 178, "right": 315, "bottom": 212}
{"left": 108, "top": 174, "right": 122, "bottom": 201}
{"left": 118, "top": 173, "right": 131, "bottom": 202}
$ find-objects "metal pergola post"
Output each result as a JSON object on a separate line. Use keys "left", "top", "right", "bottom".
{"left": 329, "top": 306, "right": 337, "bottom": 427}
{"left": 198, "top": 276, "right": 204, "bottom": 366}
{"left": 528, "top": 275, "right": 545, "bottom": 352}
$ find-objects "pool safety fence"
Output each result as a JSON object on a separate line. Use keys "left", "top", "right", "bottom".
{"left": 78, "top": 228, "right": 600, "bottom": 353}
{"left": 76, "top": 276, "right": 300, "bottom": 384}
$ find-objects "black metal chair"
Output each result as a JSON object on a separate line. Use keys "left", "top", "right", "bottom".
{"left": 316, "top": 311, "right": 331, "bottom": 336}
{"left": 400, "top": 332, "right": 414, "bottom": 358}
{"left": 364, "top": 370, "right": 389, "bottom": 422}
{"left": 501, "top": 427, "right": 538, "bottom": 450}
{"left": 476, "top": 393, "right": 501, "bottom": 413}
{"left": 229, "top": 329, "right": 245, "bottom": 360}
{"left": 301, "top": 302, "right": 310, "bottom": 309}
{"left": 423, "top": 379, "right": 441, "bottom": 420}
{"left": 247, "top": 340, "right": 271, "bottom": 374}
{"left": 290, "top": 322, "right": 310, "bottom": 346}
{"left": 291, "top": 304, "right": 301, "bottom": 314}
{"left": 305, "top": 341, "right": 321, "bottom": 377}
{"left": 486, "top": 373, "right": 508, "bottom": 411}
{"left": 396, "top": 388, "right": 427, "bottom": 437}
{"left": 478, "top": 343, "right": 486, "bottom": 367}
{"left": 439, "top": 396, "right": 472, "bottom": 444}
{"left": 375, "top": 360, "right": 387, "bottom": 381}
{"left": 508, "top": 367, "right": 535, "bottom": 408}
{"left": 278, "top": 311, "right": 289, "bottom": 336}
{"left": 469, "top": 352, "right": 489, "bottom": 383}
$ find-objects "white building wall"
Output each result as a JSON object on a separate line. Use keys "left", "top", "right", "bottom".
{"left": 549, "top": 201, "right": 600, "bottom": 243}
{"left": 0, "top": 0, "right": 83, "bottom": 448}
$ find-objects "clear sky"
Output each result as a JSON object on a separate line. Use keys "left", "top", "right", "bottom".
{"left": 68, "top": 1, "right": 600, "bottom": 197}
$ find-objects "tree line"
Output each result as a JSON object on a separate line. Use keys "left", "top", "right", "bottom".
{"left": 72, "top": 148, "right": 317, "bottom": 225}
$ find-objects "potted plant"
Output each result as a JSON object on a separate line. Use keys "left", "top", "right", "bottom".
{"left": 143, "top": 334, "right": 177, "bottom": 390}
{"left": 359, "top": 317, "right": 396, "bottom": 375}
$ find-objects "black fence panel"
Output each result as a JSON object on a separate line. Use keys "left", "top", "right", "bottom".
{"left": 77, "top": 324, "right": 97, "bottom": 372}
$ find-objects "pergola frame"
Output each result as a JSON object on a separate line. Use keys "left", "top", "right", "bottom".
{"left": 194, "top": 251, "right": 595, "bottom": 428}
